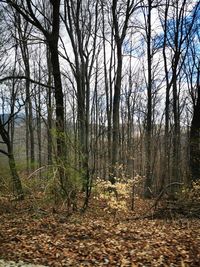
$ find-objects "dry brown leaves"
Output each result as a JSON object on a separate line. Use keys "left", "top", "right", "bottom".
{"left": 0, "top": 197, "right": 200, "bottom": 267}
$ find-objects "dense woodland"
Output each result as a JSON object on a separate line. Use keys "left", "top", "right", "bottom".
{"left": 0, "top": 1, "right": 200, "bottom": 266}
{"left": 0, "top": 0, "right": 199, "bottom": 204}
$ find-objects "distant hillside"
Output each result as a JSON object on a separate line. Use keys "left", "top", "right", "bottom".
{"left": 0, "top": 113, "right": 25, "bottom": 126}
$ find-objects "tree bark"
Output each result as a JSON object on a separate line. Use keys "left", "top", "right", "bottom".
{"left": 144, "top": 0, "right": 153, "bottom": 198}
{"left": 190, "top": 62, "right": 200, "bottom": 182}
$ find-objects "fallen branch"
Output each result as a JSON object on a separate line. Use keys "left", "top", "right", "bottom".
{"left": 128, "top": 182, "right": 184, "bottom": 220}
{"left": 27, "top": 165, "right": 50, "bottom": 179}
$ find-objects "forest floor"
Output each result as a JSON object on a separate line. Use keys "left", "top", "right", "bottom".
{"left": 0, "top": 196, "right": 200, "bottom": 267}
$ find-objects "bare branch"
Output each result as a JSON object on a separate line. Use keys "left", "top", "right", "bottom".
{"left": 0, "top": 149, "right": 8, "bottom": 156}
{"left": 0, "top": 75, "right": 54, "bottom": 89}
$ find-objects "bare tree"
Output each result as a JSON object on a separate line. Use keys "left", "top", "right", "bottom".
{"left": 184, "top": 13, "right": 200, "bottom": 182}
{"left": 111, "top": 0, "right": 140, "bottom": 183}
{"left": 13, "top": 12, "right": 35, "bottom": 170}
{"left": 158, "top": 0, "right": 199, "bottom": 194}
{"left": 4, "top": 0, "right": 66, "bottom": 184}
{"left": 62, "top": 0, "right": 100, "bottom": 208}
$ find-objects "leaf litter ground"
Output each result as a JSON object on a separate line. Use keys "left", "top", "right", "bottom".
{"left": 0, "top": 197, "right": 200, "bottom": 267}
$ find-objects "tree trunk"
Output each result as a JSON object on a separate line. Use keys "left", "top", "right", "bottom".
{"left": 8, "top": 153, "right": 24, "bottom": 200}
{"left": 144, "top": 0, "right": 153, "bottom": 198}
{"left": 49, "top": 42, "right": 64, "bottom": 157}
{"left": 46, "top": 46, "right": 53, "bottom": 165}
{"left": 16, "top": 15, "right": 35, "bottom": 170}
{"left": 111, "top": 43, "right": 122, "bottom": 182}
{"left": 190, "top": 64, "right": 200, "bottom": 182}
